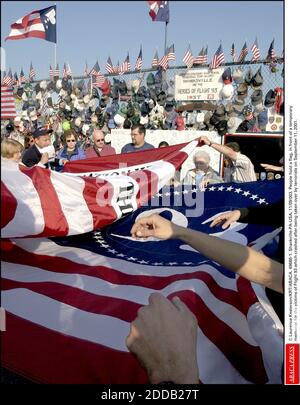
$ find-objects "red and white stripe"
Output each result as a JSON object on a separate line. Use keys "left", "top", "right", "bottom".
{"left": 1, "top": 86, "right": 16, "bottom": 120}
{"left": 5, "top": 11, "right": 46, "bottom": 41}
{"left": 1, "top": 234, "right": 283, "bottom": 384}
{"left": 1, "top": 140, "right": 199, "bottom": 239}
{"left": 92, "top": 72, "right": 106, "bottom": 88}
{"left": 183, "top": 46, "right": 194, "bottom": 68}
{"left": 158, "top": 54, "right": 168, "bottom": 70}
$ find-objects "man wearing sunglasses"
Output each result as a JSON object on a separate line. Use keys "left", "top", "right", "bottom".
{"left": 85, "top": 129, "right": 116, "bottom": 158}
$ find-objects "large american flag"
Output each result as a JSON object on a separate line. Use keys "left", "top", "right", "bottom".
{"left": 183, "top": 45, "right": 194, "bottom": 68}
{"left": 251, "top": 38, "right": 261, "bottom": 61}
{"left": 1, "top": 86, "right": 16, "bottom": 120}
{"left": 148, "top": 1, "right": 169, "bottom": 23}
{"left": 210, "top": 44, "right": 225, "bottom": 69}
{"left": 5, "top": 5, "right": 56, "bottom": 43}
{"left": 1, "top": 147, "right": 284, "bottom": 383}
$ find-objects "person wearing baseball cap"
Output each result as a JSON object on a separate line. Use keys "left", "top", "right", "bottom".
{"left": 22, "top": 126, "right": 53, "bottom": 167}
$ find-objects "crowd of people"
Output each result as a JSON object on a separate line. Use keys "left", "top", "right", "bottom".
{"left": 1, "top": 65, "right": 283, "bottom": 151}
{"left": 1, "top": 65, "right": 284, "bottom": 385}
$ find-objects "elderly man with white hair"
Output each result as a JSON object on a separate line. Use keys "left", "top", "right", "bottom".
{"left": 183, "top": 150, "right": 223, "bottom": 188}
{"left": 85, "top": 129, "right": 116, "bottom": 158}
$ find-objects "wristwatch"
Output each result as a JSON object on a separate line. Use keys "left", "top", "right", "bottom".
{"left": 208, "top": 141, "right": 212, "bottom": 147}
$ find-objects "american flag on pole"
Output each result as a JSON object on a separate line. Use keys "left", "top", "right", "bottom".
{"left": 266, "top": 39, "right": 276, "bottom": 61}
{"left": 53, "top": 64, "right": 59, "bottom": 79}
{"left": 210, "top": 44, "right": 225, "bottom": 69}
{"left": 119, "top": 53, "right": 131, "bottom": 75}
{"left": 13, "top": 72, "right": 19, "bottom": 86}
{"left": 1, "top": 85, "right": 17, "bottom": 119}
{"left": 183, "top": 45, "right": 194, "bottom": 68}
{"left": 2, "top": 69, "right": 14, "bottom": 87}
{"left": 19, "top": 68, "right": 27, "bottom": 85}
{"left": 238, "top": 42, "right": 248, "bottom": 63}
{"left": 167, "top": 44, "right": 175, "bottom": 62}
{"left": 1, "top": 147, "right": 284, "bottom": 383}
{"left": 230, "top": 43, "right": 236, "bottom": 62}
{"left": 135, "top": 47, "right": 143, "bottom": 71}
{"left": 89, "top": 61, "right": 100, "bottom": 77}
{"left": 151, "top": 50, "right": 159, "bottom": 68}
{"left": 92, "top": 72, "right": 106, "bottom": 88}
{"left": 105, "top": 57, "right": 115, "bottom": 74}
{"left": 62, "top": 63, "right": 68, "bottom": 79}
{"left": 193, "top": 47, "right": 204, "bottom": 65}
{"left": 148, "top": 1, "right": 169, "bottom": 22}
{"left": 158, "top": 46, "right": 174, "bottom": 71}
{"left": 5, "top": 5, "right": 57, "bottom": 43}
{"left": 251, "top": 38, "right": 261, "bottom": 61}
{"left": 49, "top": 65, "right": 54, "bottom": 80}
{"left": 29, "top": 62, "right": 36, "bottom": 81}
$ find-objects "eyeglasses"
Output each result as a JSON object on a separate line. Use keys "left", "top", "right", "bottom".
{"left": 95, "top": 139, "right": 104, "bottom": 142}
{"left": 66, "top": 139, "right": 76, "bottom": 143}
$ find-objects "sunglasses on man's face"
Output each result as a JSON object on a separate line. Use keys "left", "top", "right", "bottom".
{"left": 66, "top": 139, "right": 76, "bottom": 143}
{"left": 95, "top": 139, "right": 104, "bottom": 143}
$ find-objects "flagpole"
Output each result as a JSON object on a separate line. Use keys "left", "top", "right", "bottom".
{"left": 164, "top": 22, "right": 168, "bottom": 53}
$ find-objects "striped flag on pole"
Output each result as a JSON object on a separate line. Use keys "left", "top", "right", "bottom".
{"left": 106, "top": 57, "right": 115, "bottom": 74}
{"left": 5, "top": 6, "right": 57, "bottom": 44}
{"left": 251, "top": 38, "right": 261, "bottom": 61}
{"left": 182, "top": 45, "right": 194, "bottom": 68}
{"left": 167, "top": 44, "right": 175, "bottom": 62}
{"left": 193, "top": 47, "right": 204, "bottom": 65}
{"left": 2, "top": 69, "right": 14, "bottom": 87}
{"left": 135, "top": 47, "right": 143, "bottom": 71}
{"left": 210, "top": 44, "right": 225, "bottom": 69}
{"left": 119, "top": 53, "right": 131, "bottom": 75}
{"left": 53, "top": 64, "right": 59, "bottom": 79}
{"left": 230, "top": 43, "right": 236, "bottom": 62}
{"left": 92, "top": 72, "right": 106, "bottom": 88}
{"left": 89, "top": 61, "right": 100, "bottom": 76}
{"left": 238, "top": 42, "right": 248, "bottom": 63}
{"left": 29, "top": 62, "right": 36, "bottom": 81}
{"left": 19, "top": 68, "right": 27, "bottom": 84}
{"left": 266, "top": 39, "right": 276, "bottom": 61}
{"left": 151, "top": 50, "right": 159, "bottom": 68}
{"left": 49, "top": 65, "right": 54, "bottom": 80}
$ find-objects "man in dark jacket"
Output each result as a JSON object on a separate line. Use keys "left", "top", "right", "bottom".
{"left": 22, "top": 127, "right": 53, "bottom": 167}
